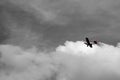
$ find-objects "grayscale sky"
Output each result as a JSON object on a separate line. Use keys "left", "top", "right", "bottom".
{"left": 0, "top": 0, "right": 120, "bottom": 49}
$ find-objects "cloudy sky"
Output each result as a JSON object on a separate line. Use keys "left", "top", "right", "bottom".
{"left": 1, "top": 0, "right": 120, "bottom": 80}
{"left": 0, "top": 0, "right": 120, "bottom": 49}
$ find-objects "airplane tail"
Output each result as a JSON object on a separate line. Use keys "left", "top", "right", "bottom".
{"left": 93, "top": 41, "right": 97, "bottom": 44}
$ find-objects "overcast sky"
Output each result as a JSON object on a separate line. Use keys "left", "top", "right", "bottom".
{"left": 0, "top": 0, "right": 120, "bottom": 49}
{"left": 1, "top": 1, "right": 120, "bottom": 80}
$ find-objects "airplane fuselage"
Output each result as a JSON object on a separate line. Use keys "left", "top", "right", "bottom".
{"left": 85, "top": 37, "right": 93, "bottom": 48}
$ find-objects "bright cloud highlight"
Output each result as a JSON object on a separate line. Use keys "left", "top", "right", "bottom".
{"left": 0, "top": 41, "right": 120, "bottom": 80}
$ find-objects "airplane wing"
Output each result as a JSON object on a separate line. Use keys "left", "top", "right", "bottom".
{"left": 84, "top": 37, "right": 100, "bottom": 48}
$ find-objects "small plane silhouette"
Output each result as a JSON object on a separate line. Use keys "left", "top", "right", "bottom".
{"left": 84, "top": 37, "right": 98, "bottom": 48}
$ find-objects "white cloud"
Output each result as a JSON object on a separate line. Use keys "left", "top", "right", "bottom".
{"left": 56, "top": 41, "right": 98, "bottom": 55}
{"left": 0, "top": 41, "right": 120, "bottom": 80}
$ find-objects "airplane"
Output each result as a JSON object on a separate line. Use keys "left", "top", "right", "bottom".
{"left": 84, "top": 37, "right": 98, "bottom": 48}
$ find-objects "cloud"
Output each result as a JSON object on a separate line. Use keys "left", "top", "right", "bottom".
{"left": 0, "top": 45, "right": 58, "bottom": 80}
{"left": 1, "top": 0, "right": 120, "bottom": 49}
{"left": 0, "top": 41, "right": 120, "bottom": 80}
{"left": 1, "top": 1, "right": 120, "bottom": 79}
{"left": 56, "top": 41, "right": 120, "bottom": 80}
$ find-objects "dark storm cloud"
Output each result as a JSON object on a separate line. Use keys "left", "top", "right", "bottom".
{"left": 0, "top": 0, "right": 51, "bottom": 49}
{"left": 24, "top": 0, "right": 120, "bottom": 45}
{"left": 1, "top": 0, "right": 120, "bottom": 49}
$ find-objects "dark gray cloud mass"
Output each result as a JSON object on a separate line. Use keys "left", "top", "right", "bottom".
{"left": 0, "top": 0, "right": 120, "bottom": 49}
